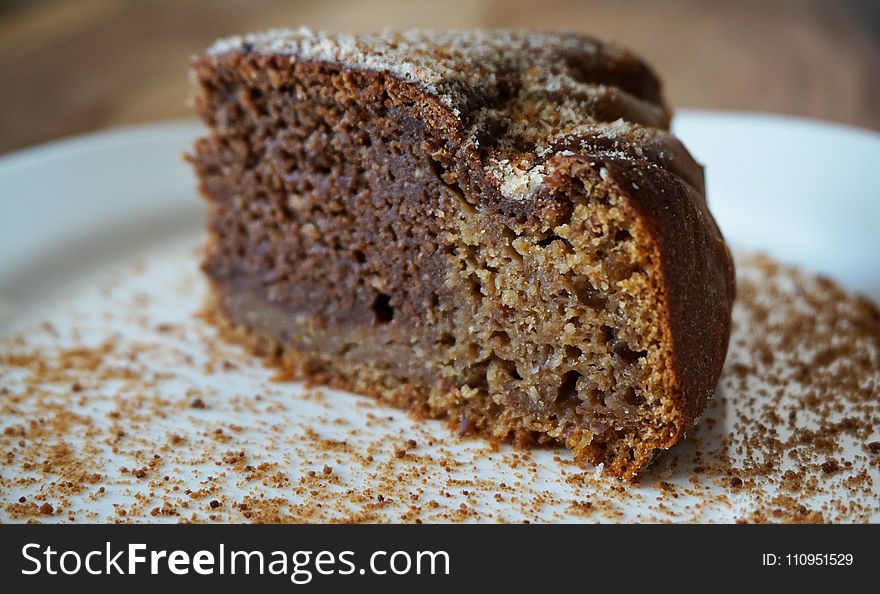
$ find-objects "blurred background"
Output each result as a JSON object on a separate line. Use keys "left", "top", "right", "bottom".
{"left": 1, "top": 0, "right": 879, "bottom": 155}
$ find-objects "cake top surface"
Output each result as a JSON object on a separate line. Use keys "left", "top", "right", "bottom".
{"left": 207, "top": 28, "right": 702, "bottom": 200}
{"left": 209, "top": 28, "right": 619, "bottom": 107}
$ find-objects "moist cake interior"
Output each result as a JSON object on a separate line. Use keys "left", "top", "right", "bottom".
{"left": 193, "top": 49, "right": 704, "bottom": 478}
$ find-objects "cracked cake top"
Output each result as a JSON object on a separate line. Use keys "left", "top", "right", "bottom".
{"left": 206, "top": 28, "right": 703, "bottom": 200}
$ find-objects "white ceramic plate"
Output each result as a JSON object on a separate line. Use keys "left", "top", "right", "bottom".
{"left": 1, "top": 111, "right": 878, "bottom": 523}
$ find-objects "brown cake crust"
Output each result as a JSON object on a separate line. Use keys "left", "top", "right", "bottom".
{"left": 191, "top": 29, "right": 735, "bottom": 479}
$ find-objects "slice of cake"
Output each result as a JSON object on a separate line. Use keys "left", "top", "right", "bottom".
{"left": 190, "top": 29, "right": 735, "bottom": 479}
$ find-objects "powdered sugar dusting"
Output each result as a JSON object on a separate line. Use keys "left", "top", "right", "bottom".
{"left": 205, "top": 28, "right": 701, "bottom": 200}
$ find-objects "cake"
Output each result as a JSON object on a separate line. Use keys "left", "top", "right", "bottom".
{"left": 190, "top": 29, "right": 735, "bottom": 480}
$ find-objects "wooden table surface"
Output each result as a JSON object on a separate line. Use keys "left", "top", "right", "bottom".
{"left": 1, "top": 0, "right": 879, "bottom": 155}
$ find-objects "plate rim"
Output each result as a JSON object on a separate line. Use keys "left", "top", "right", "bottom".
{"left": 2, "top": 108, "right": 878, "bottom": 171}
